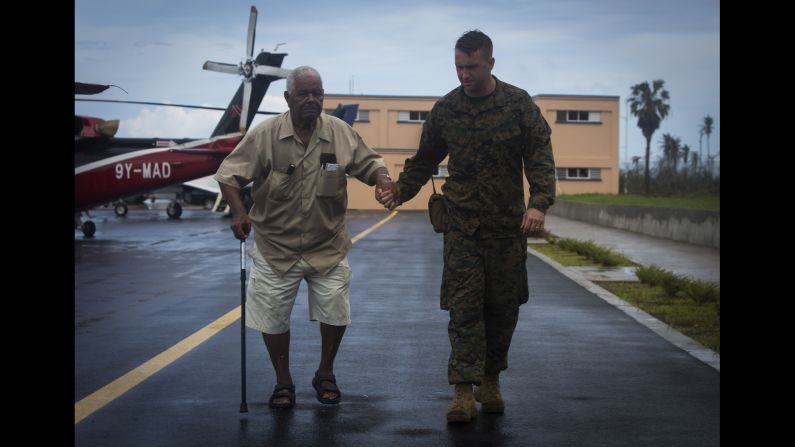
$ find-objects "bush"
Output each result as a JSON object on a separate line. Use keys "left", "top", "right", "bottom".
{"left": 682, "top": 279, "right": 721, "bottom": 304}
{"left": 635, "top": 265, "right": 719, "bottom": 304}
{"left": 552, "top": 237, "right": 633, "bottom": 267}
{"left": 621, "top": 167, "right": 719, "bottom": 196}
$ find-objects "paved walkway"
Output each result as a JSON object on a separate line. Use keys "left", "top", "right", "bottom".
{"left": 75, "top": 209, "right": 720, "bottom": 446}
{"left": 544, "top": 214, "right": 720, "bottom": 284}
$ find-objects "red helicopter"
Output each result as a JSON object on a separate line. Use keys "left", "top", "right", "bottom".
{"left": 75, "top": 6, "right": 358, "bottom": 238}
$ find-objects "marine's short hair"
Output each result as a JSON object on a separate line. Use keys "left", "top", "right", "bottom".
{"left": 455, "top": 30, "right": 493, "bottom": 58}
{"left": 286, "top": 66, "right": 322, "bottom": 94}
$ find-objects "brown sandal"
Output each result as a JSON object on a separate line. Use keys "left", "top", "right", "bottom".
{"left": 268, "top": 383, "right": 295, "bottom": 409}
{"left": 312, "top": 372, "right": 341, "bottom": 404}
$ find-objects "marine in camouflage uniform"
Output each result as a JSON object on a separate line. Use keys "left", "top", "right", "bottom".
{"left": 395, "top": 74, "right": 556, "bottom": 386}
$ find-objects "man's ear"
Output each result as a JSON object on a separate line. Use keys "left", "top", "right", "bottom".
{"left": 284, "top": 91, "right": 290, "bottom": 102}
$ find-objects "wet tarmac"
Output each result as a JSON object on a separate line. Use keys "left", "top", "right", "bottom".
{"left": 75, "top": 209, "right": 719, "bottom": 446}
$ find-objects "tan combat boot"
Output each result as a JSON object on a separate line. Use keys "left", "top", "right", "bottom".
{"left": 473, "top": 374, "right": 504, "bottom": 413}
{"left": 446, "top": 383, "right": 477, "bottom": 423}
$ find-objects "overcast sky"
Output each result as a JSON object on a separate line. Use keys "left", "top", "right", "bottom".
{"left": 75, "top": 0, "right": 720, "bottom": 169}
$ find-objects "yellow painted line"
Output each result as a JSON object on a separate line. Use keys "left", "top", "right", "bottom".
{"left": 351, "top": 210, "right": 398, "bottom": 243}
{"left": 75, "top": 307, "right": 241, "bottom": 424}
{"left": 75, "top": 210, "right": 398, "bottom": 424}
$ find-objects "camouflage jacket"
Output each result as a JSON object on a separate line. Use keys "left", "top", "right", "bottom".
{"left": 397, "top": 77, "right": 556, "bottom": 238}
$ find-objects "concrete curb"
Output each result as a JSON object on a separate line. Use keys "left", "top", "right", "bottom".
{"left": 527, "top": 246, "right": 720, "bottom": 372}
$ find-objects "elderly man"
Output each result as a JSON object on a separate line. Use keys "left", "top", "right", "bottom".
{"left": 215, "top": 66, "right": 394, "bottom": 409}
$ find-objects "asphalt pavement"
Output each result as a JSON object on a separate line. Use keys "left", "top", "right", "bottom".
{"left": 75, "top": 209, "right": 720, "bottom": 446}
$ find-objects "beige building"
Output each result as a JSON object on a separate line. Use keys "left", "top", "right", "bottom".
{"left": 323, "top": 92, "right": 619, "bottom": 210}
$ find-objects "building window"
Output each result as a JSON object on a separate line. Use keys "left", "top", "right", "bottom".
{"left": 556, "top": 110, "right": 601, "bottom": 124}
{"left": 324, "top": 108, "right": 369, "bottom": 122}
{"left": 569, "top": 168, "right": 590, "bottom": 179}
{"left": 433, "top": 165, "right": 449, "bottom": 178}
{"left": 556, "top": 168, "right": 602, "bottom": 181}
{"left": 398, "top": 110, "right": 429, "bottom": 123}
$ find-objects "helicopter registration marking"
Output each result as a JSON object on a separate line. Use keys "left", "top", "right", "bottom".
{"left": 115, "top": 162, "right": 172, "bottom": 180}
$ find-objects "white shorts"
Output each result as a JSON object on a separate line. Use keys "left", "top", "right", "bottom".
{"left": 245, "top": 243, "right": 352, "bottom": 334}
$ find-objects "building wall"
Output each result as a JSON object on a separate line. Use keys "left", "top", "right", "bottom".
{"left": 325, "top": 96, "right": 436, "bottom": 149}
{"left": 325, "top": 95, "right": 444, "bottom": 210}
{"left": 534, "top": 95, "right": 620, "bottom": 196}
{"left": 345, "top": 150, "right": 450, "bottom": 211}
{"left": 548, "top": 201, "right": 720, "bottom": 248}
{"left": 324, "top": 93, "right": 619, "bottom": 210}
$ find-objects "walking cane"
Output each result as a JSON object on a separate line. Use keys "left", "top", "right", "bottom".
{"left": 239, "top": 226, "right": 250, "bottom": 413}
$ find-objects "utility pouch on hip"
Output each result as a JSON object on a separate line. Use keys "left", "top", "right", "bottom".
{"left": 428, "top": 176, "right": 447, "bottom": 233}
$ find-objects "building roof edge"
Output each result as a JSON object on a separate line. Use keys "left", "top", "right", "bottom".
{"left": 533, "top": 94, "right": 620, "bottom": 100}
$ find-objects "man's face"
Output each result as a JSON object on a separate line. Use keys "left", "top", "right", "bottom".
{"left": 284, "top": 72, "right": 324, "bottom": 124}
{"left": 455, "top": 49, "right": 494, "bottom": 97}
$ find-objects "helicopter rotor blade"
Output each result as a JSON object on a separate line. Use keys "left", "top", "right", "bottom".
{"left": 203, "top": 61, "right": 240, "bottom": 75}
{"left": 240, "top": 80, "right": 252, "bottom": 133}
{"left": 246, "top": 6, "right": 257, "bottom": 59}
{"left": 75, "top": 98, "right": 280, "bottom": 115}
{"left": 253, "top": 65, "right": 292, "bottom": 79}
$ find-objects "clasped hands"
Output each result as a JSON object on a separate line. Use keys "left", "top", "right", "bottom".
{"left": 375, "top": 176, "right": 400, "bottom": 211}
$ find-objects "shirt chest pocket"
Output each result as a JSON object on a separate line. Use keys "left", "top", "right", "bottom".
{"left": 483, "top": 124, "right": 523, "bottom": 161}
{"left": 267, "top": 170, "right": 292, "bottom": 201}
{"left": 441, "top": 121, "right": 472, "bottom": 149}
{"left": 317, "top": 169, "right": 346, "bottom": 197}
{"left": 490, "top": 125, "right": 522, "bottom": 144}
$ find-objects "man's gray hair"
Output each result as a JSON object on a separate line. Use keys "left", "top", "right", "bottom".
{"left": 285, "top": 66, "right": 322, "bottom": 94}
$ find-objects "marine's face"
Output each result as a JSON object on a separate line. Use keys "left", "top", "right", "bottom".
{"left": 455, "top": 49, "right": 494, "bottom": 97}
{"left": 285, "top": 73, "right": 324, "bottom": 124}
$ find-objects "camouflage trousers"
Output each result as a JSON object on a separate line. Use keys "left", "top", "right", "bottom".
{"left": 441, "top": 229, "right": 529, "bottom": 385}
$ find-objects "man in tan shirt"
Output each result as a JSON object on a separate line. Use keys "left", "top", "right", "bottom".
{"left": 214, "top": 66, "right": 393, "bottom": 409}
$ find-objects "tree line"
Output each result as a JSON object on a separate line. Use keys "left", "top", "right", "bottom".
{"left": 625, "top": 79, "right": 718, "bottom": 196}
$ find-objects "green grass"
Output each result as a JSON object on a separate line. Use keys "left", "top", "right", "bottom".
{"left": 635, "top": 265, "right": 720, "bottom": 304}
{"left": 553, "top": 238, "right": 638, "bottom": 267}
{"left": 527, "top": 243, "right": 604, "bottom": 266}
{"left": 528, "top": 236, "right": 720, "bottom": 354}
{"left": 556, "top": 193, "right": 720, "bottom": 211}
{"left": 595, "top": 281, "right": 720, "bottom": 353}
{"left": 534, "top": 232, "right": 638, "bottom": 267}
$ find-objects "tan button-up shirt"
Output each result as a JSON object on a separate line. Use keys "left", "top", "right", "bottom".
{"left": 214, "top": 111, "right": 385, "bottom": 276}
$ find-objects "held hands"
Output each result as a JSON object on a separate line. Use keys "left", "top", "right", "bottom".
{"left": 375, "top": 178, "right": 401, "bottom": 211}
{"left": 521, "top": 208, "right": 545, "bottom": 237}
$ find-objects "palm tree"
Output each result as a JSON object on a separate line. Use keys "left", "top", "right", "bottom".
{"left": 659, "top": 133, "right": 681, "bottom": 172}
{"left": 628, "top": 79, "right": 671, "bottom": 194}
{"left": 699, "top": 115, "right": 714, "bottom": 175}
{"left": 681, "top": 144, "right": 690, "bottom": 173}
{"left": 698, "top": 129, "right": 703, "bottom": 171}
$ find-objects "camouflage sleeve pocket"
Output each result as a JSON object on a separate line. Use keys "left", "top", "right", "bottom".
{"left": 428, "top": 193, "right": 448, "bottom": 233}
